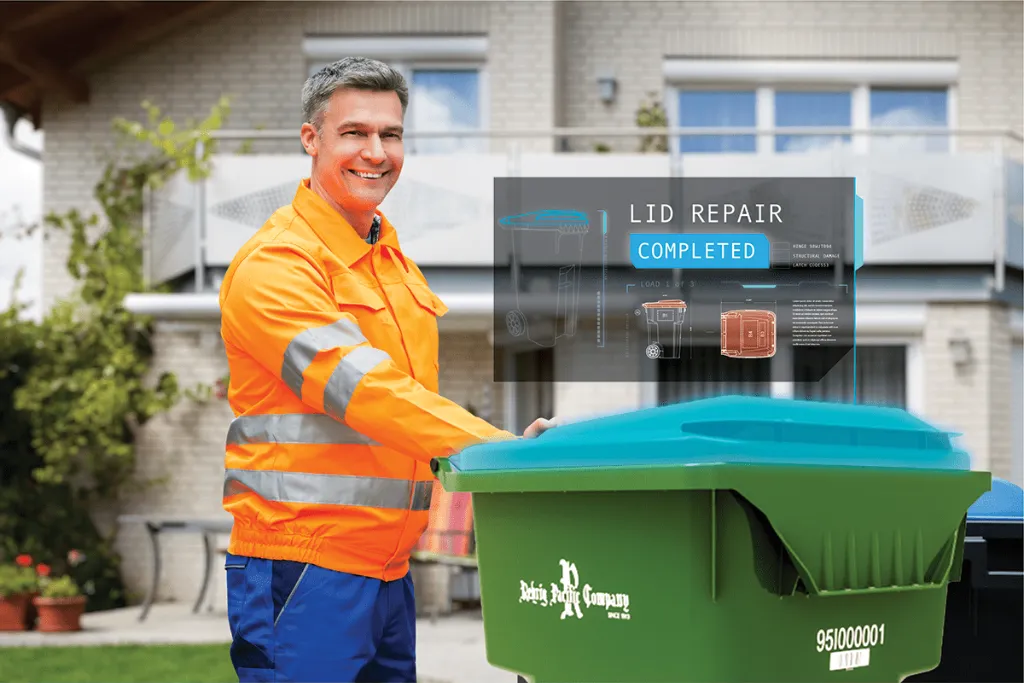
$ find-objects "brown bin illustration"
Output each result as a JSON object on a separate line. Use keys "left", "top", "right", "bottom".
{"left": 721, "top": 309, "right": 776, "bottom": 359}
{"left": 642, "top": 299, "right": 687, "bottom": 359}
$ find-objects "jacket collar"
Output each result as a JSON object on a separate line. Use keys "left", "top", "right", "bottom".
{"left": 291, "top": 179, "right": 402, "bottom": 267}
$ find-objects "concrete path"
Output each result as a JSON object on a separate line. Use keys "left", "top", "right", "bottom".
{"left": 0, "top": 604, "right": 518, "bottom": 683}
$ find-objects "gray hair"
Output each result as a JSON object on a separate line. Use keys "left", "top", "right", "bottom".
{"left": 302, "top": 57, "right": 409, "bottom": 131}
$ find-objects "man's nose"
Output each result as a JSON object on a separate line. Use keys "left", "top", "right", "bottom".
{"left": 361, "top": 135, "right": 386, "bottom": 163}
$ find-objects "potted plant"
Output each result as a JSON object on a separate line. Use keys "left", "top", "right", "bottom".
{"left": 0, "top": 555, "right": 38, "bottom": 631}
{"left": 33, "top": 574, "right": 86, "bottom": 632}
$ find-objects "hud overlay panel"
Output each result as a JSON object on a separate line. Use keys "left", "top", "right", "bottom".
{"left": 492, "top": 177, "right": 858, "bottom": 387}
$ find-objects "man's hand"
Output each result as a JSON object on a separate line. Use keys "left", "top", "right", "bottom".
{"left": 523, "top": 417, "right": 560, "bottom": 439}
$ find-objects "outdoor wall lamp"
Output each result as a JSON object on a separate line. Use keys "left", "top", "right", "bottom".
{"left": 597, "top": 72, "right": 617, "bottom": 104}
{"left": 948, "top": 332, "right": 973, "bottom": 369}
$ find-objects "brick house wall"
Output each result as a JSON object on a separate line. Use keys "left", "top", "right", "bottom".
{"left": 922, "top": 302, "right": 1016, "bottom": 477}
{"left": 561, "top": 0, "right": 1023, "bottom": 146}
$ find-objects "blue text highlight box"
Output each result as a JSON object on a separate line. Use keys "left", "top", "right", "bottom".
{"left": 629, "top": 233, "right": 771, "bottom": 269}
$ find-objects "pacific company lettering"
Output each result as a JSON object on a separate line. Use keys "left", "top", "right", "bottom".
{"left": 518, "top": 559, "right": 632, "bottom": 621}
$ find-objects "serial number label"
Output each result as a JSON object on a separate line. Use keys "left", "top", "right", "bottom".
{"left": 817, "top": 624, "right": 884, "bottom": 671}
{"left": 830, "top": 649, "right": 870, "bottom": 671}
{"left": 817, "top": 623, "right": 885, "bottom": 652}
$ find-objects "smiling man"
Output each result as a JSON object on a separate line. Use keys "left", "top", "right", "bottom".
{"left": 217, "top": 57, "right": 556, "bottom": 683}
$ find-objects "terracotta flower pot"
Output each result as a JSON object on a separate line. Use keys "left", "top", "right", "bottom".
{"left": 0, "top": 594, "right": 30, "bottom": 631}
{"left": 33, "top": 595, "right": 86, "bottom": 632}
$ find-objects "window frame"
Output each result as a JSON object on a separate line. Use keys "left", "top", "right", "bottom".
{"left": 663, "top": 59, "right": 958, "bottom": 155}
{"left": 396, "top": 60, "right": 490, "bottom": 154}
{"left": 303, "top": 36, "right": 490, "bottom": 154}
{"left": 673, "top": 86, "right": 760, "bottom": 154}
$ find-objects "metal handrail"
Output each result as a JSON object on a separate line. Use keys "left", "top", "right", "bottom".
{"left": 204, "top": 126, "right": 1024, "bottom": 142}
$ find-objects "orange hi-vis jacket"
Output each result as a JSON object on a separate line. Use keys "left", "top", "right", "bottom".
{"left": 219, "top": 179, "right": 513, "bottom": 581}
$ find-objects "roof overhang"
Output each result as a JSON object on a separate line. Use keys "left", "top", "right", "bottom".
{"left": 0, "top": 1, "right": 230, "bottom": 129}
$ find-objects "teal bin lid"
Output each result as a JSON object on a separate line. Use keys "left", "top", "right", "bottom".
{"left": 448, "top": 396, "right": 972, "bottom": 473}
{"left": 968, "top": 477, "right": 1023, "bottom": 521}
{"left": 498, "top": 210, "right": 590, "bottom": 234}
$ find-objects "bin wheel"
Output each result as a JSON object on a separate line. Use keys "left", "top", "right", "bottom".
{"left": 645, "top": 343, "right": 662, "bottom": 359}
{"left": 506, "top": 310, "right": 527, "bottom": 337}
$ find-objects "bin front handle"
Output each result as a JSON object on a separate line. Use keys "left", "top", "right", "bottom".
{"left": 809, "top": 582, "right": 946, "bottom": 598}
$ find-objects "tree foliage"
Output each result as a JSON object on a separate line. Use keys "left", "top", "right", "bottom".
{"left": 9, "top": 96, "right": 229, "bottom": 498}
{"left": 636, "top": 91, "right": 669, "bottom": 153}
{"left": 0, "top": 97, "right": 230, "bottom": 607}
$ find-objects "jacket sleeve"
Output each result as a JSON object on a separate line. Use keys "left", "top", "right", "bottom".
{"left": 221, "top": 243, "right": 516, "bottom": 462}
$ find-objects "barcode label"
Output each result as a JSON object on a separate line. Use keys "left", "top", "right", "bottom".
{"left": 830, "top": 648, "right": 871, "bottom": 671}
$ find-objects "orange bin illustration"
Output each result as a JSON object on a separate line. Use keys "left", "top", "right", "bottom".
{"left": 721, "top": 309, "right": 777, "bottom": 359}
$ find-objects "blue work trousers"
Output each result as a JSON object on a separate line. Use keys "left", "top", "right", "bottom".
{"left": 224, "top": 553, "right": 416, "bottom": 682}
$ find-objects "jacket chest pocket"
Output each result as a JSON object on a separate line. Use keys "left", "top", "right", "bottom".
{"left": 330, "top": 274, "right": 398, "bottom": 352}
{"left": 392, "top": 281, "right": 448, "bottom": 387}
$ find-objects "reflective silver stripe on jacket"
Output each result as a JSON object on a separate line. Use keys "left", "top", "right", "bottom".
{"left": 323, "top": 346, "right": 390, "bottom": 420}
{"left": 226, "top": 413, "right": 378, "bottom": 446}
{"left": 281, "top": 319, "right": 367, "bottom": 399}
{"left": 223, "top": 469, "right": 433, "bottom": 511}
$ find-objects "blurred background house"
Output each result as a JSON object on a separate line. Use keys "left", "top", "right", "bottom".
{"left": 0, "top": 0, "right": 1021, "bottom": 610}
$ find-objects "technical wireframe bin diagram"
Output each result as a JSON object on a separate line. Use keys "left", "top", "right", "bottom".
{"left": 642, "top": 299, "right": 688, "bottom": 359}
{"left": 721, "top": 309, "right": 777, "bottom": 359}
{"left": 499, "top": 210, "right": 588, "bottom": 348}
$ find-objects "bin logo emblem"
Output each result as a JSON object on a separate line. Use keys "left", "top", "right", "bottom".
{"left": 518, "top": 559, "right": 631, "bottom": 621}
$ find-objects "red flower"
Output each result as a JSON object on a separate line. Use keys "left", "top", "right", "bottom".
{"left": 67, "top": 549, "right": 85, "bottom": 566}
{"left": 15, "top": 554, "right": 32, "bottom": 567}
{"left": 36, "top": 563, "right": 51, "bottom": 577}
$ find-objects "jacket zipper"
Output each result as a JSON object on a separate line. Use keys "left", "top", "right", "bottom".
{"left": 368, "top": 243, "right": 415, "bottom": 579}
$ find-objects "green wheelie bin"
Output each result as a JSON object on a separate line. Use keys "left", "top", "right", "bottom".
{"left": 431, "top": 396, "right": 991, "bottom": 683}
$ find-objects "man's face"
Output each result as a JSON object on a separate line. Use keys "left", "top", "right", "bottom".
{"left": 301, "top": 88, "right": 405, "bottom": 215}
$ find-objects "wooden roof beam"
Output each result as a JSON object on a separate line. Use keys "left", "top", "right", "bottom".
{"left": 0, "top": 38, "right": 88, "bottom": 104}
{"left": 2, "top": 2, "right": 93, "bottom": 36}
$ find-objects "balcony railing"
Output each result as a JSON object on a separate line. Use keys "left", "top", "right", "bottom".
{"left": 144, "top": 127, "right": 1023, "bottom": 293}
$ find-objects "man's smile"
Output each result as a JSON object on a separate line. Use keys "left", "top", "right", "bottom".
{"left": 349, "top": 169, "right": 388, "bottom": 179}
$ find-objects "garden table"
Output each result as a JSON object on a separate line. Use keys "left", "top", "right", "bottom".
{"left": 117, "top": 515, "right": 233, "bottom": 622}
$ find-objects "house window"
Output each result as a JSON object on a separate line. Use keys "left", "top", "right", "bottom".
{"left": 870, "top": 88, "right": 949, "bottom": 153}
{"left": 407, "top": 68, "right": 482, "bottom": 154}
{"left": 775, "top": 90, "right": 852, "bottom": 153}
{"left": 303, "top": 36, "right": 488, "bottom": 155}
{"left": 678, "top": 90, "right": 757, "bottom": 153}
{"left": 663, "top": 59, "right": 956, "bottom": 154}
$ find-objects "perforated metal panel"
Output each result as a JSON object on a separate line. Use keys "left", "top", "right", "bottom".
{"left": 868, "top": 174, "right": 979, "bottom": 245}
{"left": 210, "top": 181, "right": 297, "bottom": 229}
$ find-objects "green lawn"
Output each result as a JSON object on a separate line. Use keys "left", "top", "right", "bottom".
{"left": 0, "top": 643, "right": 236, "bottom": 683}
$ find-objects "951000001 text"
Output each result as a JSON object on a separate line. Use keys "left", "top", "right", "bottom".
{"left": 816, "top": 624, "right": 885, "bottom": 653}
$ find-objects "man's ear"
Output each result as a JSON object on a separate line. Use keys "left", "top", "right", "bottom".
{"left": 300, "top": 122, "right": 318, "bottom": 157}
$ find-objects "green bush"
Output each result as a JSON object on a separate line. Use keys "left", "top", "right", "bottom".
{"left": 0, "top": 97, "right": 229, "bottom": 611}
{"left": 0, "top": 564, "right": 38, "bottom": 598}
{"left": 39, "top": 575, "right": 82, "bottom": 599}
